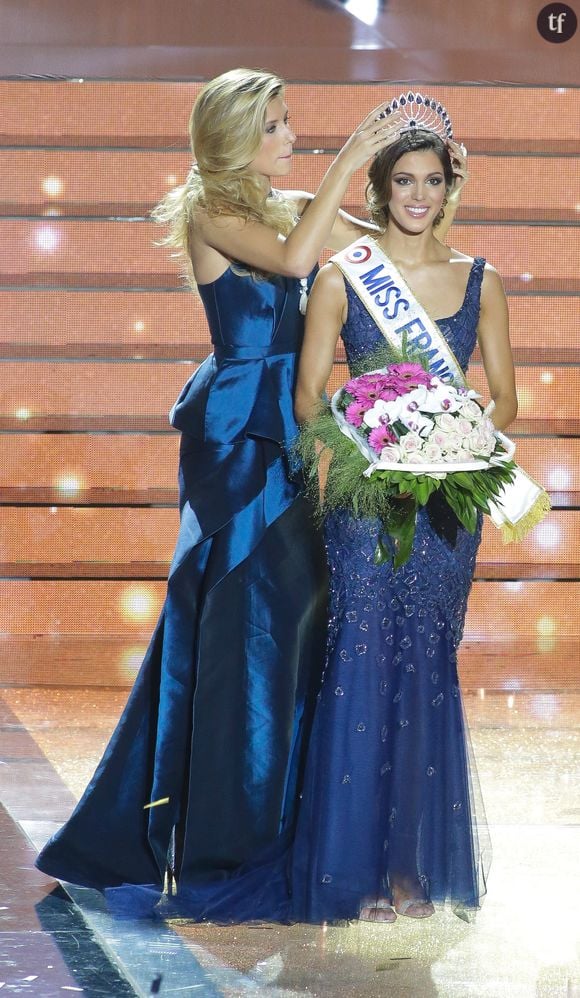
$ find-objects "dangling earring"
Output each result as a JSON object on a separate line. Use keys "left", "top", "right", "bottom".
{"left": 435, "top": 196, "right": 448, "bottom": 226}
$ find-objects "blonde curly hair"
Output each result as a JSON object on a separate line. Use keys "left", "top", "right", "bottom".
{"left": 152, "top": 68, "right": 298, "bottom": 287}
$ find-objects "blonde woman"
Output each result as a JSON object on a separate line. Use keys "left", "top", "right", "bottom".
{"left": 35, "top": 71, "right": 463, "bottom": 916}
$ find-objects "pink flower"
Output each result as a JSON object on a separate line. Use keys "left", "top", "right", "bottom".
{"left": 386, "top": 363, "right": 432, "bottom": 388}
{"left": 368, "top": 424, "right": 397, "bottom": 454}
{"left": 346, "top": 374, "right": 397, "bottom": 406}
{"left": 383, "top": 377, "right": 413, "bottom": 398}
{"left": 344, "top": 377, "right": 362, "bottom": 396}
{"left": 344, "top": 401, "right": 367, "bottom": 428}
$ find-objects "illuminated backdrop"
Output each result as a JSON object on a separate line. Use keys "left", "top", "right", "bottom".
{"left": 0, "top": 81, "right": 577, "bottom": 702}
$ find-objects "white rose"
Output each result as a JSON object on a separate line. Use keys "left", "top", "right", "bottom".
{"left": 443, "top": 431, "right": 462, "bottom": 452}
{"left": 456, "top": 417, "right": 473, "bottom": 437}
{"left": 400, "top": 431, "right": 422, "bottom": 454}
{"left": 435, "top": 412, "right": 456, "bottom": 433}
{"left": 460, "top": 400, "right": 482, "bottom": 421}
{"left": 431, "top": 429, "right": 448, "bottom": 448}
{"left": 466, "top": 429, "right": 484, "bottom": 453}
{"left": 379, "top": 444, "right": 403, "bottom": 463}
{"left": 423, "top": 442, "right": 443, "bottom": 462}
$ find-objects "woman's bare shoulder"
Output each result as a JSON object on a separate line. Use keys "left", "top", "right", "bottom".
{"left": 313, "top": 260, "right": 347, "bottom": 293}
{"left": 447, "top": 248, "right": 498, "bottom": 274}
{"left": 187, "top": 210, "right": 233, "bottom": 285}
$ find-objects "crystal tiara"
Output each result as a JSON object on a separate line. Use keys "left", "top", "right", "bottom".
{"left": 377, "top": 92, "right": 454, "bottom": 141}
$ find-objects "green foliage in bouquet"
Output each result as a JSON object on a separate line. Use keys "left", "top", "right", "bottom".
{"left": 296, "top": 406, "right": 393, "bottom": 523}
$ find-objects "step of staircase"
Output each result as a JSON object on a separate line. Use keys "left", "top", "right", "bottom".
{"left": 0, "top": 508, "right": 574, "bottom": 576}
{"left": 0, "top": 292, "right": 577, "bottom": 362}
{"left": 0, "top": 436, "right": 575, "bottom": 503}
{"left": 1, "top": 83, "right": 578, "bottom": 152}
{"left": 0, "top": 579, "right": 576, "bottom": 688}
{"left": 2, "top": 219, "right": 578, "bottom": 292}
{"left": 2, "top": 148, "right": 579, "bottom": 224}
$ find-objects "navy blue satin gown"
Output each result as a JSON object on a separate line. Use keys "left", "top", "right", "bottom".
{"left": 35, "top": 266, "right": 328, "bottom": 905}
{"left": 290, "top": 257, "right": 491, "bottom": 921}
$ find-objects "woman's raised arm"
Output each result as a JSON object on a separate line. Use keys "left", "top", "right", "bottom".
{"left": 198, "top": 105, "right": 396, "bottom": 279}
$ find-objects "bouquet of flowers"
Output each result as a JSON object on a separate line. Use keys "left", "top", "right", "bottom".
{"left": 297, "top": 352, "right": 517, "bottom": 569}
{"left": 337, "top": 363, "right": 502, "bottom": 470}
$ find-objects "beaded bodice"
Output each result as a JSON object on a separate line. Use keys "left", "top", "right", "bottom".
{"left": 325, "top": 256, "right": 487, "bottom": 651}
{"left": 341, "top": 256, "right": 486, "bottom": 376}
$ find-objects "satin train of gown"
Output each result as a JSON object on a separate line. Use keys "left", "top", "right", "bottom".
{"left": 35, "top": 266, "right": 328, "bottom": 914}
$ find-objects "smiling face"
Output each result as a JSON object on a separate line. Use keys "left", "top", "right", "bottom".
{"left": 247, "top": 95, "right": 296, "bottom": 181}
{"left": 366, "top": 129, "right": 454, "bottom": 232}
{"left": 387, "top": 149, "right": 447, "bottom": 233}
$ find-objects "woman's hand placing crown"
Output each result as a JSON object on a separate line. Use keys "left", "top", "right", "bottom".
{"left": 447, "top": 138, "right": 469, "bottom": 202}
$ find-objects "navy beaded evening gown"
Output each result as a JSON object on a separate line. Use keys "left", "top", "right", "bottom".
{"left": 289, "top": 257, "right": 492, "bottom": 922}
{"left": 35, "top": 266, "right": 328, "bottom": 907}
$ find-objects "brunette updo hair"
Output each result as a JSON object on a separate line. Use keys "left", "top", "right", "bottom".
{"left": 366, "top": 130, "right": 454, "bottom": 230}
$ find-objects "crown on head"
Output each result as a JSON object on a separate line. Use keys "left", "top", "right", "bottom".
{"left": 378, "top": 92, "right": 453, "bottom": 141}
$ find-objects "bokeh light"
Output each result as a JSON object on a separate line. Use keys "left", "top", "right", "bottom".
{"left": 515, "top": 387, "right": 534, "bottom": 411}
{"left": 536, "top": 616, "right": 557, "bottom": 637}
{"left": 34, "top": 225, "right": 60, "bottom": 252}
{"left": 118, "top": 645, "right": 147, "bottom": 681}
{"left": 119, "top": 585, "right": 160, "bottom": 623}
{"left": 530, "top": 694, "right": 560, "bottom": 721}
{"left": 55, "top": 473, "right": 84, "bottom": 497}
{"left": 42, "top": 176, "right": 63, "bottom": 196}
{"left": 535, "top": 521, "right": 561, "bottom": 551}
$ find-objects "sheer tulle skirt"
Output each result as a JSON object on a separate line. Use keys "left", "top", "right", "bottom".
{"left": 288, "top": 501, "right": 490, "bottom": 923}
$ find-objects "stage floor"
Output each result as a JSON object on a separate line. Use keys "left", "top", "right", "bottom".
{"left": 0, "top": 686, "right": 578, "bottom": 997}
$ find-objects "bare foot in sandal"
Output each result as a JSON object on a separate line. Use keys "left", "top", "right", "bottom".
{"left": 392, "top": 888, "right": 434, "bottom": 919}
{"left": 359, "top": 897, "right": 397, "bottom": 923}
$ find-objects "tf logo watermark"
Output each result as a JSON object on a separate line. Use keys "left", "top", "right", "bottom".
{"left": 537, "top": 3, "right": 578, "bottom": 41}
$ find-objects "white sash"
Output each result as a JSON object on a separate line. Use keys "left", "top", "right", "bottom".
{"left": 329, "top": 237, "right": 551, "bottom": 543}
{"left": 330, "top": 235, "right": 466, "bottom": 386}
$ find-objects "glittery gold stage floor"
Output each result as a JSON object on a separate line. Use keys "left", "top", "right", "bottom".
{"left": 1, "top": 686, "right": 578, "bottom": 997}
